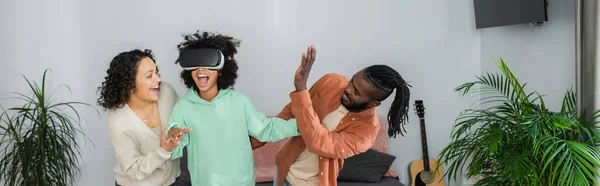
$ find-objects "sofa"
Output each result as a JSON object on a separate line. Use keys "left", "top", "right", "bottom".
{"left": 252, "top": 114, "right": 405, "bottom": 186}
{"left": 158, "top": 82, "right": 405, "bottom": 186}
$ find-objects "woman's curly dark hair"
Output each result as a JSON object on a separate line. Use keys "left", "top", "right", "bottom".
{"left": 175, "top": 31, "right": 240, "bottom": 93}
{"left": 97, "top": 49, "right": 157, "bottom": 110}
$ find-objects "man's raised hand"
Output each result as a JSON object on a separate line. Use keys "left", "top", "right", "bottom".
{"left": 294, "top": 45, "right": 316, "bottom": 92}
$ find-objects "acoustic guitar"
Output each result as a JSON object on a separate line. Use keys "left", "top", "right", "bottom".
{"left": 409, "top": 100, "right": 446, "bottom": 186}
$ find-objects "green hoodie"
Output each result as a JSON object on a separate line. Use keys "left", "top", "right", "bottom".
{"left": 167, "top": 87, "right": 299, "bottom": 186}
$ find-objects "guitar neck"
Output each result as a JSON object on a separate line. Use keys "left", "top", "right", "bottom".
{"left": 419, "top": 117, "right": 430, "bottom": 171}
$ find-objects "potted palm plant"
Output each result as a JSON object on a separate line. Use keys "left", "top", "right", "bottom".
{"left": 437, "top": 58, "right": 600, "bottom": 186}
{"left": 0, "top": 70, "right": 95, "bottom": 186}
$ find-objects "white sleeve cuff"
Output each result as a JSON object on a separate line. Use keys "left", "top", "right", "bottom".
{"left": 156, "top": 146, "right": 172, "bottom": 159}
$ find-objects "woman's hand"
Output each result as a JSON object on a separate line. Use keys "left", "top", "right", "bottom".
{"left": 166, "top": 128, "right": 192, "bottom": 141}
{"left": 160, "top": 128, "right": 191, "bottom": 152}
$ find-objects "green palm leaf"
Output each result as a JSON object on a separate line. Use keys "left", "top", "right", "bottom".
{"left": 438, "top": 58, "right": 600, "bottom": 186}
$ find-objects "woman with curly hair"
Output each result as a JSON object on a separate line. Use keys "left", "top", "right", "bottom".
{"left": 97, "top": 49, "right": 190, "bottom": 186}
{"left": 165, "top": 31, "right": 300, "bottom": 186}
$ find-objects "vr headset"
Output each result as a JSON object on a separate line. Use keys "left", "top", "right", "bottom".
{"left": 178, "top": 48, "right": 225, "bottom": 70}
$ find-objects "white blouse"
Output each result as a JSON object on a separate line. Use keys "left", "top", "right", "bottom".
{"left": 107, "top": 82, "right": 181, "bottom": 186}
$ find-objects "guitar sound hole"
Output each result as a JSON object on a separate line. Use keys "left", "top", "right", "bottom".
{"left": 415, "top": 172, "right": 426, "bottom": 186}
{"left": 416, "top": 170, "right": 434, "bottom": 186}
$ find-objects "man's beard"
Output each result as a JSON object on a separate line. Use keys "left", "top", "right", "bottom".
{"left": 341, "top": 97, "right": 370, "bottom": 112}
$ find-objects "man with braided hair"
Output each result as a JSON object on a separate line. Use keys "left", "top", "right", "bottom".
{"left": 255, "top": 45, "right": 412, "bottom": 186}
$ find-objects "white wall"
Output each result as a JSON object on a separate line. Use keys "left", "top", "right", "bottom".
{"left": 0, "top": 0, "right": 91, "bottom": 185}
{"left": 0, "top": 0, "right": 574, "bottom": 186}
{"left": 381, "top": 1, "right": 481, "bottom": 185}
{"left": 480, "top": 0, "right": 575, "bottom": 111}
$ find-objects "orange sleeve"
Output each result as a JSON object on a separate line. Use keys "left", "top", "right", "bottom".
{"left": 289, "top": 88, "right": 378, "bottom": 159}
{"left": 279, "top": 73, "right": 346, "bottom": 119}
{"left": 257, "top": 74, "right": 336, "bottom": 151}
{"left": 276, "top": 103, "right": 294, "bottom": 120}
{"left": 276, "top": 73, "right": 332, "bottom": 124}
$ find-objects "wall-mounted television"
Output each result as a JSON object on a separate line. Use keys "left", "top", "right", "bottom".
{"left": 473, "top": 0, "right": 548, "bottom": 29}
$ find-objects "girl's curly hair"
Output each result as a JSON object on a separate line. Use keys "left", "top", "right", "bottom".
{"left": 175, "top": 31, "right": 240, "bottom": 93}
{"left": 97, "top": 49, "right": 157, "bottom": 110}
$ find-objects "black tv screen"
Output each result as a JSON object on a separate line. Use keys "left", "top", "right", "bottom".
{"left": 473, "top": 0, "right": 548, "bottom": 29}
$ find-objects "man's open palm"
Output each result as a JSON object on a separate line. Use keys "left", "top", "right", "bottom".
{"left": 294, "top": 45, "right": 316, "bottom": 92}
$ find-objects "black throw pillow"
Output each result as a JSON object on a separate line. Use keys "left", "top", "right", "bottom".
{"left": 337, "top": 149, "right": 396, "bottom": 183}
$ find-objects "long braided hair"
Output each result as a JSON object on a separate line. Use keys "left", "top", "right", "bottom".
{"left": 364, "top": 65, "right": 411, "bottom": 138}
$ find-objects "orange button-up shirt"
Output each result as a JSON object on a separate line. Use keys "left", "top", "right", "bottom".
{"left": 274, "top": 73, "right": 380, "bottom": 186}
